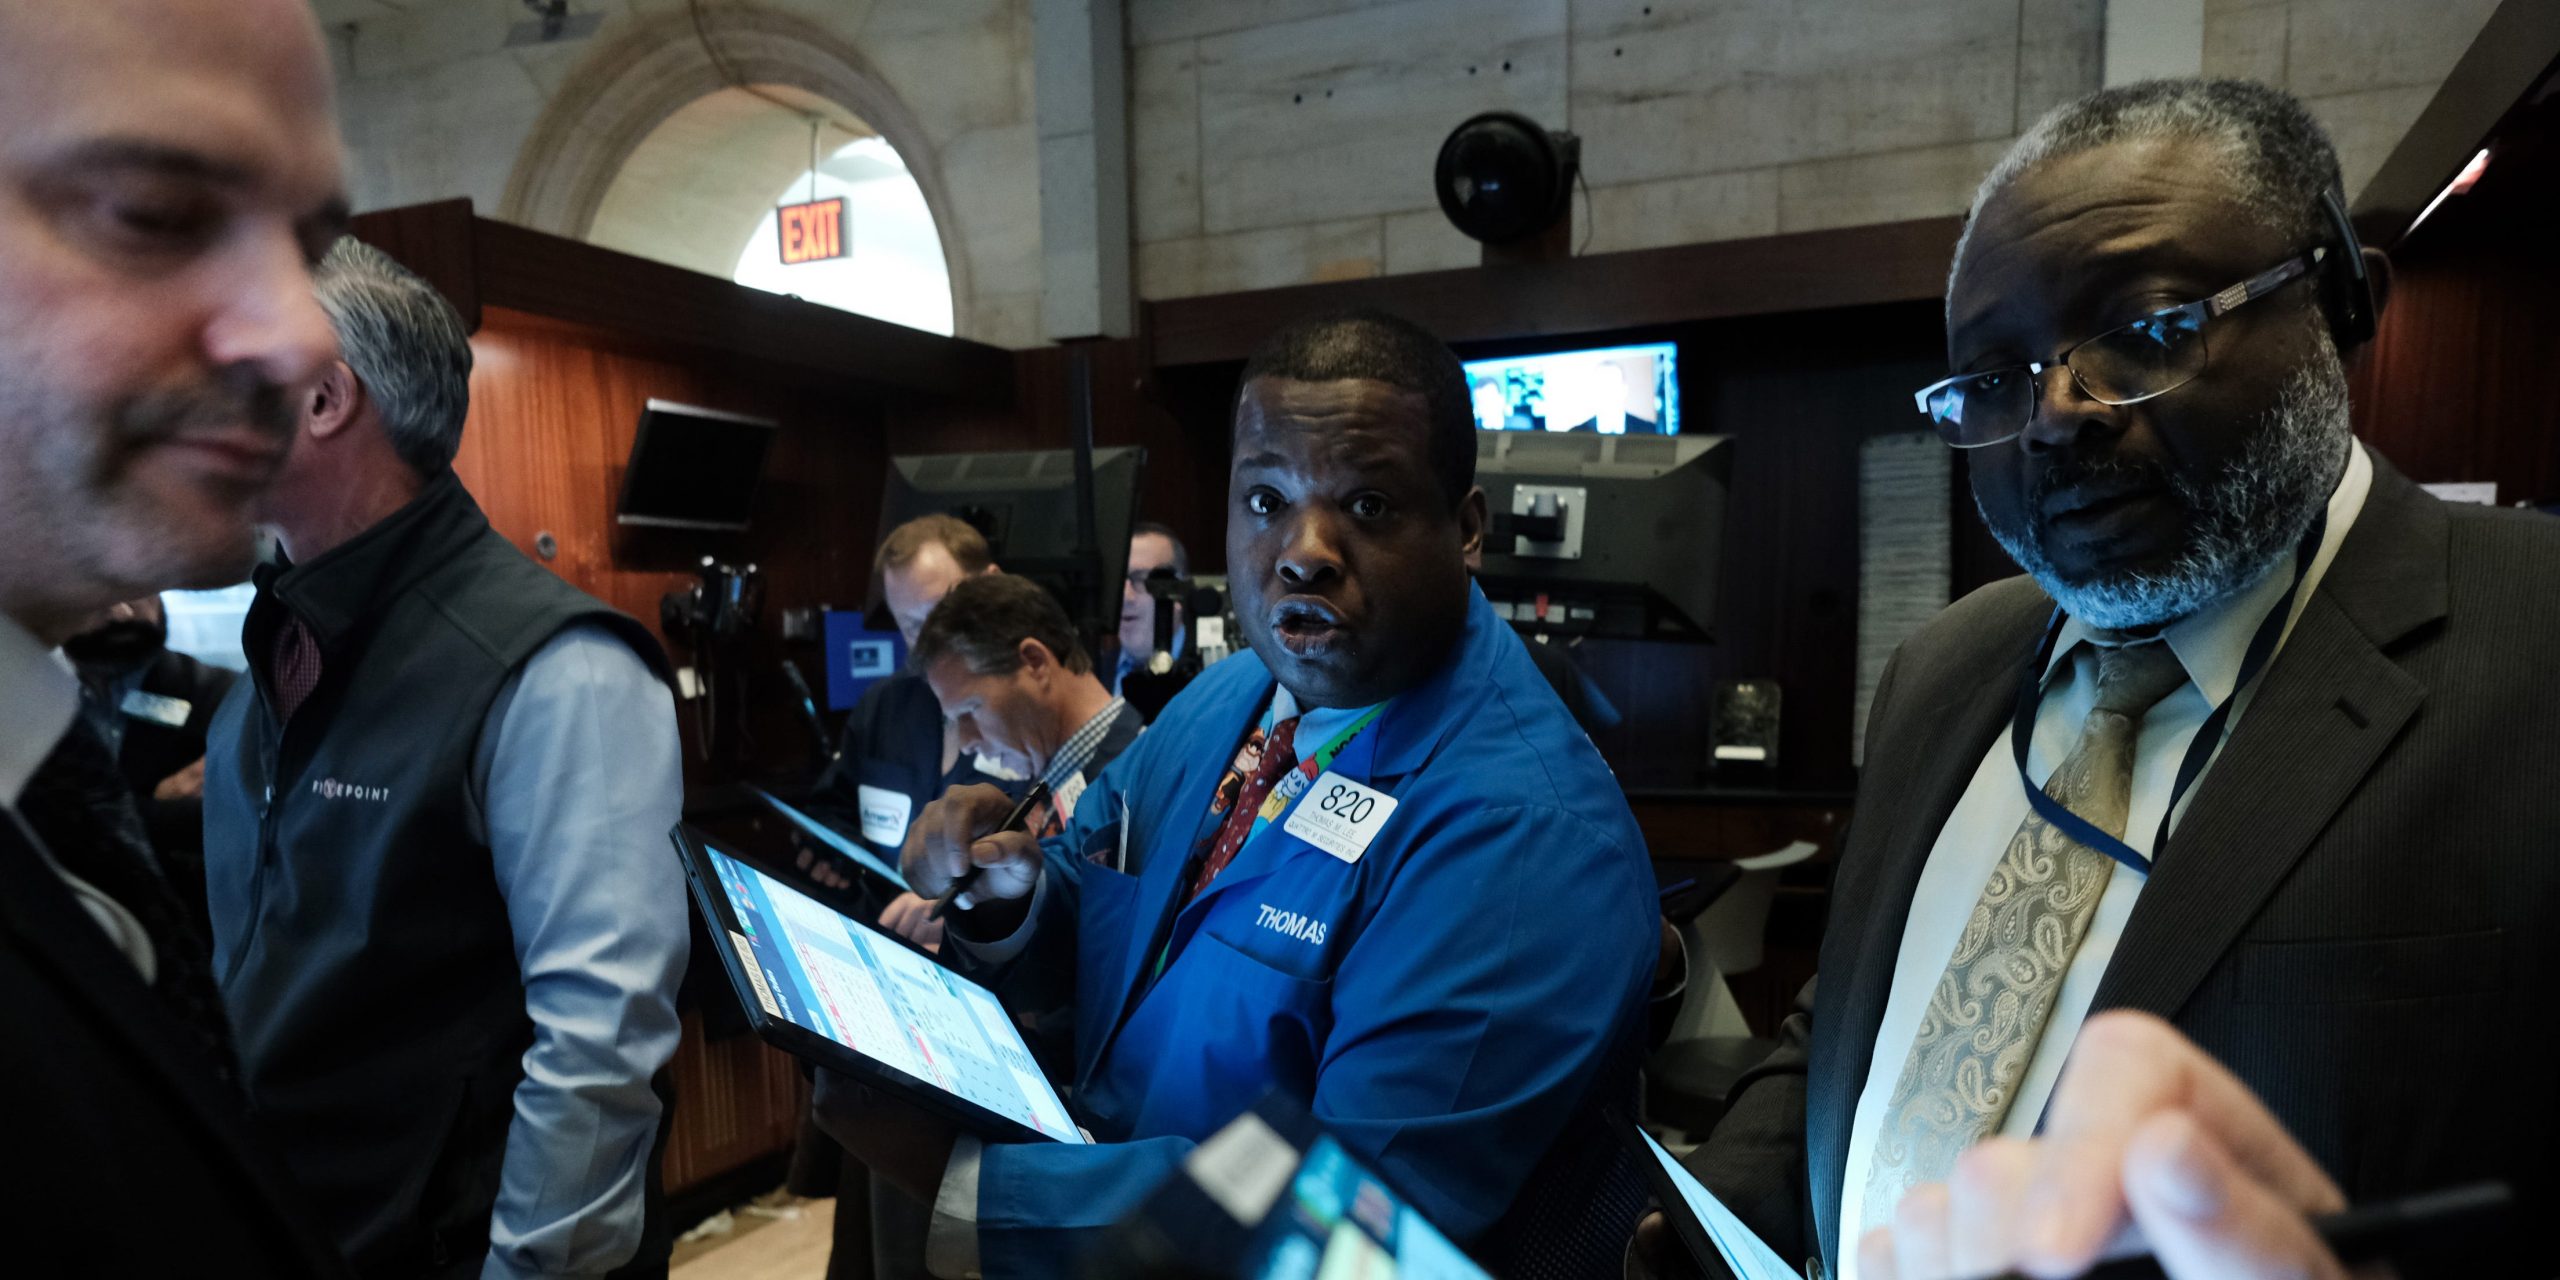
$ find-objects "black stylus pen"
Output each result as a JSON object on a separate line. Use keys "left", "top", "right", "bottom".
{"left": 928, "top": 780, "right": 1051, "bottom": 923}
{"left": 2047, "top": 1181, "right": 2513, "bottom": 1280}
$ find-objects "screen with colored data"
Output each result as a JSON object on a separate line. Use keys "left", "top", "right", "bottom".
{"left": 701, "top": 843, "right": 1084, "bottom": 1144}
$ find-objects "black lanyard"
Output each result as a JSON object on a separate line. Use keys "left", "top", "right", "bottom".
{"left": 2009, "top": 511, "right": 2326, "bottom": 876}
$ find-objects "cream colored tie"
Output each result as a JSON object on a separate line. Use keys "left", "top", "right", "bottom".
{"left": 1861, "top": 639, "right": 2189, "bottom": 1229}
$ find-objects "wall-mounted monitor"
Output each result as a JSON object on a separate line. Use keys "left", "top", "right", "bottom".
{"left": 1462, "top": 341, "right": 1680, "bottom": 435}
{"left": 615, "top": 399, "right": 780, "bottom": 532}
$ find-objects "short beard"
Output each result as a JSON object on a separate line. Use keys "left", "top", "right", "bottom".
{"left": 1980, "top": 334, "right": 2353, "bottom": 631}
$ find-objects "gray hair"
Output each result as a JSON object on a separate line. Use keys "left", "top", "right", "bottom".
{"left": 1952, "top": 78, "right": 2346, "bottom": 291}
{"left": 312, "top": 238, "right": 472, "bottom": 474}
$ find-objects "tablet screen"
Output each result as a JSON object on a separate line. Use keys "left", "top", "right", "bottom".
{"left": 704, "top": 843, "right": 1085, "bottom": 1143}
{"left": 1248, "top": 1135, "right": 1486, "bottom": 1280}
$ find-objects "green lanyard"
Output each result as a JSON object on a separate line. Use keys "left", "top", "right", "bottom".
{"left": 1148, "top": 702, "right": 1385, "bottom": 983}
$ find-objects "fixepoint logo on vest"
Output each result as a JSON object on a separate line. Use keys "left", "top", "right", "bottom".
{"left": 311, "top": 778, "right": 393, "bottom": 803}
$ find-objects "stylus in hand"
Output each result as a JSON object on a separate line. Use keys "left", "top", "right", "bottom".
{"left": 929, "top": 780, "right": 1051, "bottom": 923}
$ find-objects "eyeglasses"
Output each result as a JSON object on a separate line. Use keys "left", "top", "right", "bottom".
{"left": 1913, "top": 248, "right": 2325, "bottom": 448}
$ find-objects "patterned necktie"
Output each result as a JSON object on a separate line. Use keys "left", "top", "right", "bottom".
{"left": 1862, "top": 639, "right": 2188, "bottom": 1225}
{"left": 16, "top": 718, "right": 240, "bottom": 1083}
{"left": 1184, "top": 715, "right": 1302, "bottom": 906}
{"left": 271, "top": 614, "right": 322, "bottom": 723}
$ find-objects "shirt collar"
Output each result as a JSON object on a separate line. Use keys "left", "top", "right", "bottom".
{"left": 1042, "top": 695, "right": 1129, "bottom": 791}
{"left": 0, "top": 612, "right": 81, "bottom": 808}
{"left": 2050, "top": 441, "right": 2375, "bottom": 701}
{"left": 1263, "top": 684, "right": 1378, "bottom": 748}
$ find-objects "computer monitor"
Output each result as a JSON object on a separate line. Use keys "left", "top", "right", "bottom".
{"left": 1462, "top": 341, "right": 1680, "bottom": 435}
{"left": 615, "top": 399, "right": 780, "bottom": 531}
{"left": 1473, "top": 431, "right": 1732, "bottom": 641}
{"left": 874, "top": 446, "right": 1146, "bottom": 644}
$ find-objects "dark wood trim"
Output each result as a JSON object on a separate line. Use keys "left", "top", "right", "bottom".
{"left": 2352, "top": 0, "right": 2560, "bottom": 245}
{"left": 348, "top": 199, "right": 1014, "bottom": 401}
{"left": 1143, "top": 215, "right": 1964, "bottom": 366}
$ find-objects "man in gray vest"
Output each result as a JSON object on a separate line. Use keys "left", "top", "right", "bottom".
{"left": 203, "top": 239, "right": 689, "bottom": 1280}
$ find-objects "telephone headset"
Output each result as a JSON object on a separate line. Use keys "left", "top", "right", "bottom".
{"left": 2313, "top": 186, "right": 2378, "bottom": 349}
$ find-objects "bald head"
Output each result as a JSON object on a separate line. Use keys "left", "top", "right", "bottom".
{"left": 0, "top": 0, "right": 347, "bottom": 639}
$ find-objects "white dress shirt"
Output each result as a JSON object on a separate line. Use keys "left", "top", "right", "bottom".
{"left": 1834, "top": 443, "right": 2374, "bottom": 1274}
{"left": 0, "top": 609, "right": 157, "bottom": 975}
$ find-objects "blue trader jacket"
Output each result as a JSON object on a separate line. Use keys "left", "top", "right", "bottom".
{"left": 946, "top": 584, "right": 1655, "bottom": 1274}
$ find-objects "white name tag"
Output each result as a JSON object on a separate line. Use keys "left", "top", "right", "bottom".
{"left": 1282, "top": 770, "right": 1397, "bottom": 864}
{"left": 855, "top": 785, "right": 912, "bottom": 849}
{"left": 1053, "top": 770, "right": 1088, "bottom": 822}
{"left": 120, "top": 689, "right": 191, "bottom": 728}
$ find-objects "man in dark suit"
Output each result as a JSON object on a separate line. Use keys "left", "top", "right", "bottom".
{"left": 1637, "top": 80, "right": 2553, "bottom": 1280}
{"left": 64, "top": 595, "right": 239, "bottom": 934}
{"left": 0, "top": 0, "right": 351, "bottom": 1272}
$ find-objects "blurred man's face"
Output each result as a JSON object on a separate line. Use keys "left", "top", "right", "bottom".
{"left": 1119, "top": 530, "right": 1179, "bottom": 660}
{"left": 62, "top": 594, "right": 169, "bottom": 671}
{"left": 0, "top": 0, "right": 346, "bottom": 639}
{"left": 883, "top": 542, "right": 973, "bottom": 648}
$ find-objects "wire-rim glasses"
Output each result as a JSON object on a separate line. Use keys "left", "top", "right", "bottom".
{"left": 1913, "top": 248, "right": 2326, "bottom": 449}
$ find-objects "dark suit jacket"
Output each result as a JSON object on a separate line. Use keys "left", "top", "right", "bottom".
{"left": 97, "top": 649, "right": 236, "bottom": 936}
{"left": 0, "top": 810, "right": 345, "bottom": 1277}
{"left": 1687, "top": 453, "right": 2554, "bottom": 1277}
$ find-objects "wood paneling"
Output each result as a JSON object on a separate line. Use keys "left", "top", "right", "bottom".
{"left": 660, "top": 1010, "right": 810, "bottom": 1195}
{"left": 2350, "top": 77, "right": 2560, "bottom": 506}
{"left": 350, "top": 201, "right": 1015, "bottom": 398}
{"left": 1145, "top": 216, "right": 1964, "bottom": 367}
{"left": 454, "top": 306, "right": 890, "bottom": 771}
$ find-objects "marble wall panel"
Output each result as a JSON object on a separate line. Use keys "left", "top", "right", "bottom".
{"left": 2200, "top": 0, "right": 2289, "bottom": 85}
{"left": 1566, "top": 0, "right": 2020, "bottom": 186}
{"left": 1130, "top": 39, "right": 1203, "bottom": 241}
{"left": 2013, "top": 0, "right": 2105, "bottom": 126}
{"left": 1128, "top": 0, "right": 1381, "bottom": 46}
{"left": 1136, "top": 216, "right": 1384, "bottom": 299}
{"left": 1582, "top": 168, "right": 1779, "bottom": 254}
{"left": 1193, "top": 0, "right": 1568, "bottom": 235}
{"left": 2284, "top": 0, "right": 2501, "bottom": 100}
{"left": 1382, "top": 208, "right": 1483, "bottom": 275}
{"left": 2305, "top": 84, "right": 2441, "bottom": 197}
{"left": 1776, "top": 137, "right": 2012, "bottom": 234}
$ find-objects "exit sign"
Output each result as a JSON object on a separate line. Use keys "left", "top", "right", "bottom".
{"left": 777, "top": 197, "right": 847, "bottom": 265}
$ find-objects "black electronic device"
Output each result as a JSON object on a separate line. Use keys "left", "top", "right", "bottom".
{"left": 1435, "top": 111, "right": 1580, "bottom": 246}
{"left": 1473, "top": 431, "right": 1733, "bottom": 641}
{"left": 1086, "top": 1093, "right": 1493, "bottom": 1280}
{"left": 873, "top": 444, "right": 1145, "bottom": 648}
{"left": 671, "top": 825, "right": 1086, "bottom": 1146}
{"left": 615, "top": 399, "right": 780, "bottom": 532}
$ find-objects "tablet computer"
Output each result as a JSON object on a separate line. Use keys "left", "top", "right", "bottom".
{"left": 672, "top": 824, "right": 1084, "bottom": 1146}
{"left": 1089, "top": 1094, "right": 1491, "bottom": 1280}
{"left": 746, "top": 784, "right": 912, "bottom": 893}
{"left": 1614, "top": 1112, "right": 1805, "bottom": 1280}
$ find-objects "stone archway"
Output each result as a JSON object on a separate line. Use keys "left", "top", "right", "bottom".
{"left": 497, "top": 6, "right": 972, "bottom": 336}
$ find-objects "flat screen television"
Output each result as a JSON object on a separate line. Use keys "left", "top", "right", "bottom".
{"left": 615, "top": 399, "right": 780, "bottom": 531}
{"left": 1462, "top": 341, "right": 1680, "bottom": 435}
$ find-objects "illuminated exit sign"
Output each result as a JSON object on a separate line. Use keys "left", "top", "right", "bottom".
{"left": 777, "top": 197, "right": 847, "bottom": 265}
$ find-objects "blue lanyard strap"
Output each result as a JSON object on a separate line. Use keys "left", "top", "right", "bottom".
{"left": 2010, "top": 510, "right": 2326, "bottom": 876}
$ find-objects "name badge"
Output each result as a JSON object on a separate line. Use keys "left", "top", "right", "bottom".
{"left": 1282, "top": 770, "right": 1397, "bottom": 864}
{"left": 855, "top": 785, "right": 912, "bottom": 849}
{"left": 120, "top": 689, "right": 191, "bottom": 728}
{"left": 1054, "top": 770, "right": 1088, "bottom": 822}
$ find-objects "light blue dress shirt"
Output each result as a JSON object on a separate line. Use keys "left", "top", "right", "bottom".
{"left": 466, "top": 622, "right": 689, "bottom": 1280}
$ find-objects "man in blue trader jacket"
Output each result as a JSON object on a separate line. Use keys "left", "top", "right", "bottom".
{"left": 814, "top": 309, "right": 1658, "bottom": 1278}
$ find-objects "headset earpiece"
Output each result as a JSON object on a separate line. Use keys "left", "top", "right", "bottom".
{"left": 2315, "top": 187, "right": 2378, "bottom": 349}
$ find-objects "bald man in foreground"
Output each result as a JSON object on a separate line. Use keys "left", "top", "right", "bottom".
{"left": 0, "top": 1, "right": 353, "bottom": 1273}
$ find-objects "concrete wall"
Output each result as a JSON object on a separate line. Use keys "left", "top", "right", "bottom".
{"left": 1127, "top": 0, "right": 2502, "bottom": 300}
{"left": 317, "top": 0, "right": 2501, "bottom": 341}
{"left": 319, "top": 0, "right": 1044, "bottom": 347}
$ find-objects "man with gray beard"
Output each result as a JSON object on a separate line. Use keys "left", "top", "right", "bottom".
{"left": 1634, "top": 79, "right": 2556, "bottom": 1280}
